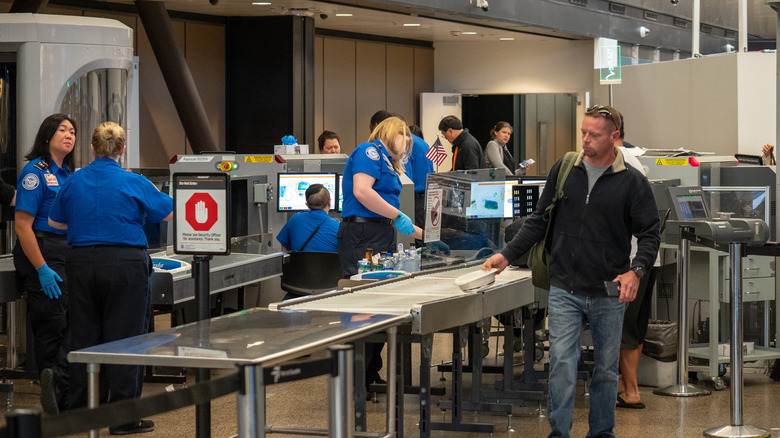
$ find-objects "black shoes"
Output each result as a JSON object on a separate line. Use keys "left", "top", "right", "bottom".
{"left": 109, "top": 419, "right": 155, "bottom": 435}
{"left": 40, "top": 368, "right": 59, "bottom": 415}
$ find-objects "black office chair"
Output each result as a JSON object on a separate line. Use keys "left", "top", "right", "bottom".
{"left": 281, "top": 251, "right": 343, "bottom": 299}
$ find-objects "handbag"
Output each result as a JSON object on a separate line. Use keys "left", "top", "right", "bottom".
{"left": 527, "top": 151, "right": 578, "bottom": 289}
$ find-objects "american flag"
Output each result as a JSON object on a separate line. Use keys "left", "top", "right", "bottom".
{"left": 425, "top": 137, "right": 448, "bottom": 166}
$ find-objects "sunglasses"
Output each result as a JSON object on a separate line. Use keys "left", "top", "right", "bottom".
{"left": 586, "top": 105, "right": 621, "bottom": 131}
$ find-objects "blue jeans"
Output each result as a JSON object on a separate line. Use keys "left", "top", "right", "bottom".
{"left": 547, "top": 286, "right": 627, "bottom": 438}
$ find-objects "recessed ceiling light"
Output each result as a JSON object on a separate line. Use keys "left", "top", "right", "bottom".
{"left": 403, "top": 23, "right": 421, "bottom": 27}
{"left": 335, "top": 13, "right": 352, "bottom": 16}
{"left": 462, "top": 31, "right": 477, "bottom": 35}
{"left": 252, "top": 1, "right": 271, "bottom": 4}
{"left": 500, "top": 37, "right": 515, "bottom": 41}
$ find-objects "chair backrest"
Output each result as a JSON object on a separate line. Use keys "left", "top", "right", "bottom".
{"left": 281, "top": 251, "right": 343, "bottom": 297}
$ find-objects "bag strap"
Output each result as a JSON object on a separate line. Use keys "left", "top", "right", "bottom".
{"left": 553, "top": 151, "right": 578, "bottom": 203}
{"left": 540, "top": 151, "right": 579, "bottom": 241}
{"left": 298, "top": 217, "right": 329, "bottom": 252}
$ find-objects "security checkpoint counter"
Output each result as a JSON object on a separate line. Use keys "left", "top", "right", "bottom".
{"left": 67, "top": 307, "right": 410, "bottom": 438}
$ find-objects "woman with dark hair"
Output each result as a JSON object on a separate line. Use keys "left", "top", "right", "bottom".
{"left": 318, "top": 130, "right": 342, "bottom": 154}
{"left": 13, "top": 113, "right": 76, "bottom": 414}
{"left": 484, "top": 121, "right": 533, "bottom": 176}
{"left": 49, "top": 122, "right": 172, "bottom": 434}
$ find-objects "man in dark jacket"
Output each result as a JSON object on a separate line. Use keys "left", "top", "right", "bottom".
{"left": 483, "top": 104, "right": 660, "bottom": 438}
{"left": 438, "top": 115, "right": 484, "bottom": 170}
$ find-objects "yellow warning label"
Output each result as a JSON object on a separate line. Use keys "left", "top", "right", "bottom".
{"left": 244, "top": 156, "right": 273, "bottom": 163}
{"left": 655, "top": 158, "right": 688, "bottom": 166}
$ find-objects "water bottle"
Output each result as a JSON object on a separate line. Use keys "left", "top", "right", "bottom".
{"left": 404, "top": 250, "right": 415, "bottom": 272}
{"left": 397, "top": 243, "right": 404, "bottom": 255}
{"left": 358, "top": 258, "right": 370, "bottom": 274}
{"left": 382, "top": 252, "right": 394, "bottom": 270}
{"left": 394, "top": 251, "right": 405, "bottom": 270}
{"left": 415, "top": 248, "right": 422, "bottom": 271}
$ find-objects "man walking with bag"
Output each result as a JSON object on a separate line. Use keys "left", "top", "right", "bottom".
{"left": 483, "top": 104, "right": 660, "bottom": 438}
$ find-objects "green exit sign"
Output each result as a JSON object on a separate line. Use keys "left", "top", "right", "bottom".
{"left": 599, "top": 45, "right": 622, "bottom": 84}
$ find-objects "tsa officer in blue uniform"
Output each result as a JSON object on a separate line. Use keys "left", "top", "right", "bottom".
{"left": 13, "top": 114, "right": 75, "bottom": 414}
{"left": 49, "top": 122, "right": 172, "bottom": 435}
{"left": 338, "top": 117, "right": 422, "bottom": 388}
{"left": 338, "top": 116, "right": 423, "bottom": 276}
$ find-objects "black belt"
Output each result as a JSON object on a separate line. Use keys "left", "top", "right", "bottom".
{"left": 342, "top": 216, "right": 393, "bottom": 225}
{"left": 33, "top": 230, "right": 66, "bottom": 239}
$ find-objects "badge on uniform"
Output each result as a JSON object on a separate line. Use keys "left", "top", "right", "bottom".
{"left": 366, "top": 147, "right": 380, "bottom": 161}
{"left": 44, "top": 173, "right": 59, "bottom": 187}
{"left": 22, "top": 174, "right": 39, "bottom": 190}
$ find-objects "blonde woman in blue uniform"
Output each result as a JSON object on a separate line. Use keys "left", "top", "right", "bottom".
{"left": 13, "top": 114, "right": 75, "bottom": 414}
{"left": 338, "top": 116, "right": 422, "bottom": 387}
{"left": 49, "top": 121, "right": 172, "bottom": 435}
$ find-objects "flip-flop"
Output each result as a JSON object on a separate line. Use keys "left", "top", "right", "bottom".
{"left": 616, "top": 395, "right": 645, "bottom": 409}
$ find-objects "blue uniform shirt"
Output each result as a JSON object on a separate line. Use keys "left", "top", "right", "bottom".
{"left": 403, "top": 134, "right": 434, "bottom": 193}
{"left": 342, "top": 140, "right": 401, "bottom": 218}
{"left": 48, "top": 158, "right": 173, "bottom": 247}
{"left": 16, "top": 157, "right": 69, "bottom": 235}
{"left": 276, "top": 209, "right": 339, "bottom": 252}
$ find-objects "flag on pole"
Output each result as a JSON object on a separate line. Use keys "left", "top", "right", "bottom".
{"left": 425, "top": 137, "right": 448, "bottom": 166}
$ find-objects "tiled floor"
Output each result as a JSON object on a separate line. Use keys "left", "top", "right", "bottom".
{"left": 2, "top": 333, "right": 780, "bottom": 437}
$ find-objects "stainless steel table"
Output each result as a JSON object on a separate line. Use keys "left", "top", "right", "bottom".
{"left": 68, "top": 307, "right": 411, "bottom": 438}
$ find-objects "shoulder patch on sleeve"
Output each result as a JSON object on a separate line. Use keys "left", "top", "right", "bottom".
{"left": 22, "top": 173, "right": 39, "bottom": 190}
{"left": 366, "top": 146, "right": 380, "bottom": 161}
{"left": 33, "top": 161, "right": 48, "bottom": 171}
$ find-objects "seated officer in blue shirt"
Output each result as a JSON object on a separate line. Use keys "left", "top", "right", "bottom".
{"left": 276, "top": 183, "right": 339, "bottom": 253}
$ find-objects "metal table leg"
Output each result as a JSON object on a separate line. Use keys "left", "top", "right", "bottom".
{"left": 87, "top": 363, "right": 100, "bottom": 438}
{"left": 237, "top": 364, "right": 265, "bottom": 438}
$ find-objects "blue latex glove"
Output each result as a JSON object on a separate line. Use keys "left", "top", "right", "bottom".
{"left": 393, "top": 211, "right": 415, "bottom": 235}
{"left": 429, "top": 240, "right": 451, "bottom": 255}
{"left": 36, "top": 263, "right": 63, "bottom": 300}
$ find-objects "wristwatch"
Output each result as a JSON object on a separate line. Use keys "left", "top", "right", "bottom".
{"left": 631, "top": 265, "right": 645, "bottom": 279}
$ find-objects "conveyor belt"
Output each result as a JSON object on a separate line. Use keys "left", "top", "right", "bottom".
{"left": 275, "top": 264, "right": 533, "bottom": 334}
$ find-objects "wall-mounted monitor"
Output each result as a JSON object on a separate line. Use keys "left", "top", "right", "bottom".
{"left": 511, "top": 183, "right": 542, "bottom": 218}
{"left": 277, "top": 173, "right": 338, "bottom": 212}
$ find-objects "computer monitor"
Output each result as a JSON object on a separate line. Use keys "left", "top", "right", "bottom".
{"left": 338, "top": 174, "right": 344, "bottom": 212}
{"left": 277, "top": 173, "right": 338, "bottom": 212}
{"left": 511, "top": 183, "right": 542, "bottom": 218}
{"left": 465, "top": 180, "right": 506, "bottom": 219}
{"left": 668, "top": 186, "right": 710, "bottom": 220}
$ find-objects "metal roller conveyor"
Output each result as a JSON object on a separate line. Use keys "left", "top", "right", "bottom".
{"left": 275, "top": 263, "right": 533, "bottom": 335}
{"left": 150, "top": 250, "right": 283, "bottom": 306}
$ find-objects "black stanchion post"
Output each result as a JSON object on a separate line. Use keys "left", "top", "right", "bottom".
{"left": 193, "top": 254, "right": 212, "bottom": 438}
{"left": 6, "top": 409, "right": 42, "bottom": 438}
{"left": 654, "top": 226, "right": 711, "bottom": 397}
{"left": 703, "top": 242, "right": 769, "bottom": 438}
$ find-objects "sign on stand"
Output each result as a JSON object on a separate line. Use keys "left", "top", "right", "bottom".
{"left": 424, "top": 188, "right": 442, "bottom": 243}
{"left": 173, "top": 173, "right": 230, "bottom": 255}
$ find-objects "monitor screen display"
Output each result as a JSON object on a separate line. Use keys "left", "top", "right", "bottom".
{"left": 466, "top": 181, "right": 506, "bottom": 219}
{"left": 277, "top": 173, "right": 337, "bottom": 212}
{"left": 512, "top": 183, "right": 542, "bottom": 218}
{"left": 338, "top": 174, "right": 344, "bottom": 212}
{"left": 676, "top": 194, "right": 708, "bottom": 219}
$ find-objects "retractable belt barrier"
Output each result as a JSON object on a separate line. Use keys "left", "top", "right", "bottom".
{"left": 0, "top": 357, "right": 336, "bottom": 438}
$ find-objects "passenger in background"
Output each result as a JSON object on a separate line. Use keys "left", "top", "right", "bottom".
{"left": 318, "top": 130, "right": 342, "bottom": 154}
{"left": 404, "top": 123, "right": 434, "bottom": 233}
{"left": 13, "top": 113, "right": 75, "bottom": 415}
{"left": 49, "top": 122, "right": 172, "bottom": 435}
{"left": 438, "top": 115, "right": 484, "bottom": 170}
{"left": 339, "top": 117, "right": 423, "bottom": 389}
{"left": 0, "top": 176, "right": 16, "bottom": 206}
{"left": 484, "top": 121, "right": 534, "bottom": 176}
{"left": 276, "top": 184, "right": 339, "bottom": 253}
{"left": 613, "top": 113, "right": 659, "bottom": 410}
{"left": 762, "top": 143, "right": 776, "bottom": 165}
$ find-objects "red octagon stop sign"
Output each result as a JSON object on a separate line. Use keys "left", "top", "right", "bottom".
{"left": 185, "top": 193, "right": 219, "bottom": 231}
